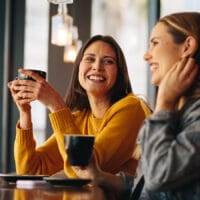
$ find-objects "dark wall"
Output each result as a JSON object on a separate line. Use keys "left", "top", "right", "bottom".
{"left": 0, "top": 0, "right": 25, "bottom": 172}
{"left": 48, "top": 0, "right": 92, "bottom": 98}
{"left": 0, "top": 0, "right": 5, "bottom": 172}
{"left": 46, "top": 0, "right": 92, "bottom": 137}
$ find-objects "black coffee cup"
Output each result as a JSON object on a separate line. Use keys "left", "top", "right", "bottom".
{"left": 17, "top": 69, "right": 46, "bottom": 81}
{"left": 64, "top": 135, "right": 95, "bottom": 166}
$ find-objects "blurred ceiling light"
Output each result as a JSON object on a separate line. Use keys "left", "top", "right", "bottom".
{"left": 63, "top": 39, "right": 82, "bottom": 62}
{"left": 48, "top": 0, "right": 82, "bottom": 63}
{"left": 51, "top": 3, "right": 73, "bottom": 46}
{"left": 63, "top": 26, "right": 82, "bottom": 63}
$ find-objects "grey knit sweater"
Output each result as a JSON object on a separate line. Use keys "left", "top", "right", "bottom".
{"left": 120, "top": 97, "right": 200, "bottom": 200}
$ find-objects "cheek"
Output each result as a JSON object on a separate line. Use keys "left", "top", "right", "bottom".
{"left": 78, "top": 65, "right": 84, "bottom": 84}
{"left": 113, "top": 71, "right": 118, "bottom": 83}
{"left": 162, "top": 45, "right": 182, "bottom": 66}
{"left": 162, "top": 55, "right": 179, "bottom": 73}
{"left": 109, "top": 69, "right": 118, "bottom": 86}
{"left": 78, "top": 71, "right": 84, "bottom": 88}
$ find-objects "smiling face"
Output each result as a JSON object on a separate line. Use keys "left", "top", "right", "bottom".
{"left": 144, "top": 22, "right": 186, "bottom": 86}
{"left": 78, "top": 41, "right": 118, "bottom": 98}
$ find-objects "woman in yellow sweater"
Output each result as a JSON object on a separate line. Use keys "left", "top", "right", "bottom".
{"left": 8, "top": 35, "right": 151, "bottom": 178}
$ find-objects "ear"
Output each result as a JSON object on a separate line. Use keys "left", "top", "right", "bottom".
{"left": 181, "top": 36, "right": 198, "bottom": 58}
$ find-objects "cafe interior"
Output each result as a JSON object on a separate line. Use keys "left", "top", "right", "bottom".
{"left": 0, "top": 0, "right": 199, "bottom": 181}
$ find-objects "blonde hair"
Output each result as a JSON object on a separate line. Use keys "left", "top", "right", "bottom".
{"left": 159, "top": 12, "right": 200, "bottom": 100}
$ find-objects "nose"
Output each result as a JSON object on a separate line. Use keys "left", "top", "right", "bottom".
{"left": 143, "top": 50, "right": 151, "bottom": 61}
{"left": 92, "top": 60, "right": 104, "bottom": 71}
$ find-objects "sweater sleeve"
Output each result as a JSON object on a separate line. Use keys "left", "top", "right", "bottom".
{"left": 139, "top": 100, "right": 200, "bottom": 191}
{"left": 14, "top": 122, "right": 63, "bottom": 175}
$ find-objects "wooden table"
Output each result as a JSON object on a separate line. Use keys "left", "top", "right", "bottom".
{"left": 0, "top": 182, "right": 115, "bottom": 200}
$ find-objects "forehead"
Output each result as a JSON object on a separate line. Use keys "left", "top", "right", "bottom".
{"left": 150, "top": 22, "right": 171, "bottom": 40}
{"left": 84, "top": 41, "right": 116, "bottom": 57}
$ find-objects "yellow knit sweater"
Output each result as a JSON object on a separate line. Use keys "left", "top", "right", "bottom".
{"left": 14, "top": 93, "right": 151, "bottom": 177}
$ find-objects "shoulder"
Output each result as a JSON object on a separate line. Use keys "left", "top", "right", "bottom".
{"left": 112, "top": 93, "right": 152, "bottom": 116}
{"left": 114, "top": 93, "right": 144, "bottom": 106}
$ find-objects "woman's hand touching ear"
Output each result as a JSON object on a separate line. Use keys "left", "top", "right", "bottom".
{"left": 155, "top": 57, "right": 199, "bottom": 112}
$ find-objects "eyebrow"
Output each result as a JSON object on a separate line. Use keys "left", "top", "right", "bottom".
{"left": 150, "top": 36, "right": 161, "bottom": 42}
{"left": 83, "top": 53, "right": 116, "bottom": 60}
{"left": 83, "top": 53, "right": 95, "bottom": 56}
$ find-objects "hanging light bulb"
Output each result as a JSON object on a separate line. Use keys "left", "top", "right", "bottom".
{"left": 64, "top": 39, "right": 82, "bottom": 62}
{"left": 63, "top": 26, "right": 82, "bottom": 63}
{"left": 51, "top": 3, "right": 73, "bottom": 46}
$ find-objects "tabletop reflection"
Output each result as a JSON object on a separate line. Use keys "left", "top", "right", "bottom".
{"left": 0, "top": 184, "right": 113, "bottom": 200}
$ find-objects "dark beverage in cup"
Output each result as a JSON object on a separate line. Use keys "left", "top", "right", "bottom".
{"left": 17, "top": 69, "right": 46, "bottom": 81}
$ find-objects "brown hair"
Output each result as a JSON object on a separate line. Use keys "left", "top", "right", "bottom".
{"left": 158, "top": 12, "right": 200, "bottom": 98}
{"left": 65, "top": 35, "right": 132, "bottom": 111}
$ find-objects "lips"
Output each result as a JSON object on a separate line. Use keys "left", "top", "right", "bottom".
{"left": 149, "top": 62, "right": 158, "bottom": 72}
{"left": 87, "top": 75, "right": 106, "bottom": 81}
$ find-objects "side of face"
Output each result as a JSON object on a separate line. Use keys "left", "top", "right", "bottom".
{"left": 78, "top": 41, "right": 118, "bottom": 98}
{"left": 144, "top": 22, "right": 186, "bottom": 86}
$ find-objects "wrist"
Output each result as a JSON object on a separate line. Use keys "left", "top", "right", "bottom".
{"left": 154, "top": 100, "right": 176, "bottom": 112}
{"left": 18, "top": 120, "right": 32, "bottom": 130}
{"left": 48, "top": 100, "right": 67, "bottom": 113}
{"left": 154, "top": 104, "right": 175, "bottom": 112}
{"left": 19, "top": 111, "right": 32, "bottom": 129}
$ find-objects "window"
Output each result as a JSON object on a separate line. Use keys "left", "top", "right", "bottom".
{"left": 161, "top": 0, "right": 200, "bottom": 16}
{"left": 24, "top": 0, "right": 49, "bottom": 146}
{"left": 91, "top": 0, "right": 148, "bottom": 99}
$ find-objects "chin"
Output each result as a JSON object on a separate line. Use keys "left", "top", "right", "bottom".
{"left": 151, "top": 79, "right": 159, "bottom": 86}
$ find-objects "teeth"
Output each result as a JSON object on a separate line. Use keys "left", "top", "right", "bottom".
{"left": 150, "top": 67, "right": 157, "bottom": 72}
{"left": 88, "top": 75, "right": 105, "bottom": 81}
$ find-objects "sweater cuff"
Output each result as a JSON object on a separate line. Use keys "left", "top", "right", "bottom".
{"left": 49, "top": 108, "right": 79, "bottom": 133}
{"left": 150, "top": 110, "right": 176, "bottom": 121}
{"left": 16, "top": 122, "right": 35, "bottom": 146}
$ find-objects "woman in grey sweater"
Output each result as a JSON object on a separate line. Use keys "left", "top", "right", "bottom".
{"left": 72, "top": 12, "right": 200, "bottom": 200}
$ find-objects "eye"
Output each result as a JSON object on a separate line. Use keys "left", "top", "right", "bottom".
{"left": 103, "top": 58, "right": 116, "bottom": 65}
{"left": 152, "top": 41, "right": 158, "bottom": 46}
{"left": 82, "top": 56, "right": 95, "bottom": 63}
{"left": 150, "top": 40, "right": 159, "bottom": 48}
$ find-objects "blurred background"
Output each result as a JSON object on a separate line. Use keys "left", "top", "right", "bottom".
{"left": 0, "top": 0, "right": 200, "bottom": 173}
